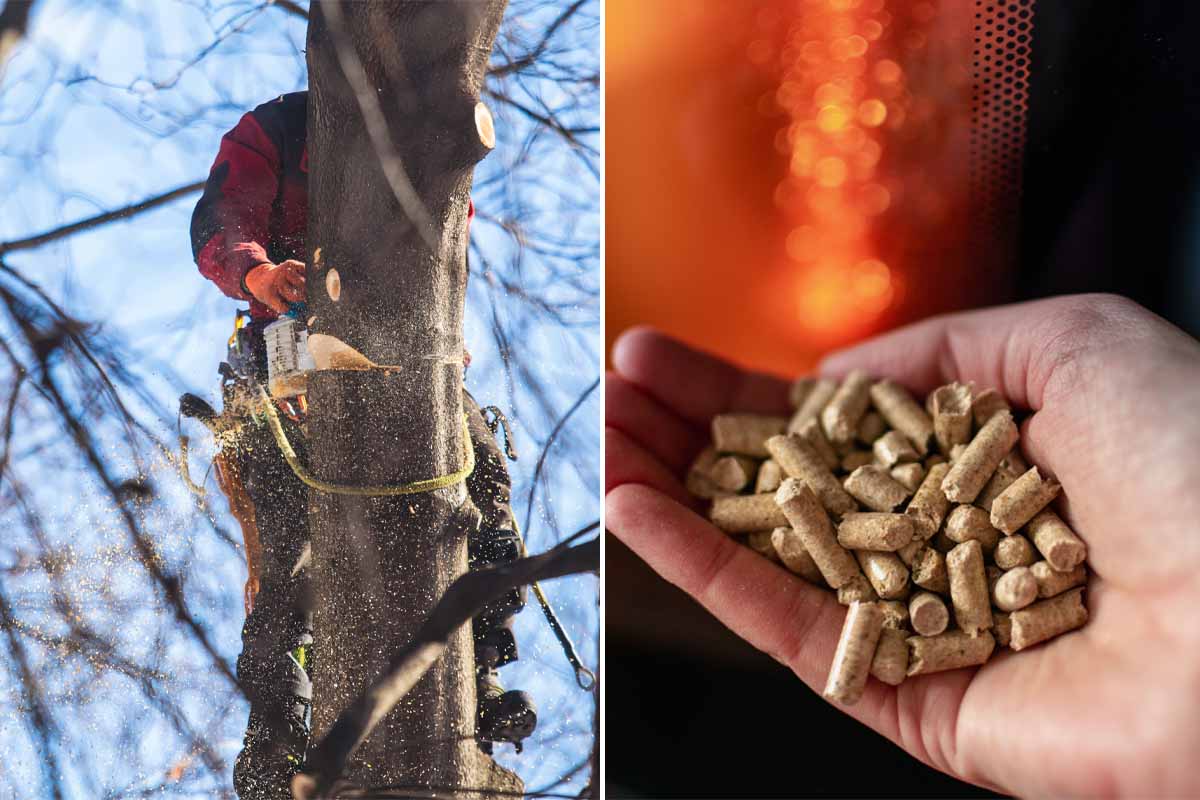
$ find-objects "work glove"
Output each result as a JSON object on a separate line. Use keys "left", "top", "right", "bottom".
{"left": 245, "top": 259, "right": 306, "bottom": 314}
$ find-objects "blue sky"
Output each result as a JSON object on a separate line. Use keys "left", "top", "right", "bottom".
{"left": 0, "top": 1, "right": 598, "bottom": 796}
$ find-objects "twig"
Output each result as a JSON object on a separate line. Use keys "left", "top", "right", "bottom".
{"left": 0, "top": 181, "right": 204, "bottom": 256}
{"left": 522, "top": 376, "right": 598, "bottom": 537}
{"left": 271, "top": 0, "right": 309, "bottom": 20}
{"left": 292, "top": 528, "right": 599, "bottom": 800}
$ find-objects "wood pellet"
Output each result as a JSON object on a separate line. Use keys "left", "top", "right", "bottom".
{"left": 689, "top": 376, "right": 1092, "bottom": 704}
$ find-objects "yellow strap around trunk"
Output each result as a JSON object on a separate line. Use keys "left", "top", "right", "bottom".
{"left": 259, "top": 386, "right": 475, "bottom": 496}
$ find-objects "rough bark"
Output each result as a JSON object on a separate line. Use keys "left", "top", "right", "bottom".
{"left": 304, "top": 1, "right": 512, "bottom": 796}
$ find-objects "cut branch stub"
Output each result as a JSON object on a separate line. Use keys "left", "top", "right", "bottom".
{"left": 475, "top": 101, "right": 496, "bottom": 150}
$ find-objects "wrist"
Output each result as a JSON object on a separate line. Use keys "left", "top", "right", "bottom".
{"left": 241, "top": 261, "right": 273, "bottom": 298}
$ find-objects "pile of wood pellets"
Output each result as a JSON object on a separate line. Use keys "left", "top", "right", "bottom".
{"left": 687, "top": 371, "right": 1089, "bottom": 705}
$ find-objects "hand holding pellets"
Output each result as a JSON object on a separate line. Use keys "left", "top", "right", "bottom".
{"left": 691, "top": 373, "right": 1090, "bottom": 705}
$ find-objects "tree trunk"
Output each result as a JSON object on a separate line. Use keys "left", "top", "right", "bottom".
{"left": 303, "top": 1, "right": 515, "bottom": 795}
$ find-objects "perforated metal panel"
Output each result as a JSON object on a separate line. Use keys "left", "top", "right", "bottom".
{"left": 970, "top": 1, "right": 1035, "bottom": 227}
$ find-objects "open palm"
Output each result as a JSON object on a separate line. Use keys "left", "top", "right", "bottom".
{"left": 605, "top": 294, "right": 1200, "bottom": 798}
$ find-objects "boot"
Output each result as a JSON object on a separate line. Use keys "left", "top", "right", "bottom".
{"left": 477, "top": 665, "right": 538, "bottom": 754}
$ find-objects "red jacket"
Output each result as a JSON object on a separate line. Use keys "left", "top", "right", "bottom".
{"left": 191, "top": 92, "right": 473, "bottom": 321}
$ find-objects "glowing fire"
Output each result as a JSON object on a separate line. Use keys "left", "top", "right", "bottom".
{"left": 751, "top": 0, "right": 967, "bottom": 341}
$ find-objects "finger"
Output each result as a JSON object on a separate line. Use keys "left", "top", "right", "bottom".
{"left": 611, "top": 326, "right": 790, "bottom": 425}
{"left": 606, "top": 483, "right": 843, "bottom": 686}
{"left": 607, "top": 485, "right": 998, "bottom": 783}
{"left": 818, "top": 294, "right": 1151, "bottom": 412}
{"left": 606, "top": 373, "right": 705, "bottom": 474}
{"left": 604, "top": 426, "right": 695, "bottom": 507}
{"left": 280, "top": 282, "right": 304, "bottom": 303}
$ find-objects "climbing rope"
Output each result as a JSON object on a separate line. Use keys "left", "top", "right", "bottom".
{"left": 258, "top": 386, "right": 475, "bottom": 497}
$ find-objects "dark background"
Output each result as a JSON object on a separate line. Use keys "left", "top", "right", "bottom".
{"left": 607, "top": 2, "right": 1200, "bottom": 797}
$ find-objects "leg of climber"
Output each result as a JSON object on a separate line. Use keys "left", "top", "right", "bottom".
{"left": 462, "top": 390, "right": 537, "bottom": 752}
{"left": 231, "top": 417, "right": 314, "bottom": 800}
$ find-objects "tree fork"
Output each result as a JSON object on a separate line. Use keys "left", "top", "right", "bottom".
{"left": 303, "top": 1, "right": 514, "bottom": 796}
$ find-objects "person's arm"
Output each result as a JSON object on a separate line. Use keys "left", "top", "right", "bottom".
{"left": 190, "top": 111, "right": 281, "bottom": 304}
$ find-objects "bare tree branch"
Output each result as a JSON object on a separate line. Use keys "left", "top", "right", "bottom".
{"left": 271, "top": 0, "right": 309, "bottom": 21}
{"left": 293, "top": 525, "right": 599, "bottom": 800}
{"left": 522, "top": 376, "right": 598, "bottom": 536}
{"left": 0, "top": 180, "right": 204, "bottom": 256}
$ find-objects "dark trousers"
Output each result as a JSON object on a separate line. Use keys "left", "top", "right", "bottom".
{"left": 231, "top": 390, "right": 521, "bottom": 800}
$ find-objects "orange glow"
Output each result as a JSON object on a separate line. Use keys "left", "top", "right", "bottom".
{"left": 858, "top": 98, "right": 888, "bottom": 126}
{"left": 606, "top": 0, "right": 994, "bottom": 375}
{"left": 814, "top": 156, "right": 849, "bottom": 187}
{"left": 816, "top": 104, "right": 851, "bottom": 132}
{"left": 873, "top": 59, "right": 903, "bottom": 85}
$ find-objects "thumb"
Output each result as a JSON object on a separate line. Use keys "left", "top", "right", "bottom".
{"left": 818, "top": 294, "right": 1151, "bottom": 413}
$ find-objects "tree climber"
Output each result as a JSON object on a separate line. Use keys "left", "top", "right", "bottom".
{"left": 190, "top": 91, "right": 535, "bottom": 800}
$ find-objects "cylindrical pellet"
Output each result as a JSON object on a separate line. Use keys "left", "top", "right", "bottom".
{"left": 897, "top": 538, "right": 922, "bottom": 566}
{"left": 993, "top": 611, "right": 1012, "bottom": 648}
{"left": 824, "top": 601, "right": 885, "bottom": 705}
{"left": 890, "top": 462, "right": 926, "bottom": 493}
{"left": 711, "top": 413, "right": 788, "bottom": 458}
{"left": 844, "top": 465, "right": 911, "bottom": 512}
{"left": 908, "top": 590, "right": 950, "bottom": 636}
{"left": 995, "top": 533, "right": 1036, "bottom": 569}
{"left": 976, "top": 449, "right": 1029, "bottom": 512}
{"left": 837, "top": 573, "right": 878, "bottom": 605}
{"left": 837, "top": 512, "right": 914, "bottom": 551}
{"left": 775, "top": 479, "right": 863, "bottom": 588}
{"left": 972, "top": 388, "right": 1010, "bottom": 427}
{"left": 869, "top": 379, "right": 935, "bottom": 455}
{"left": 906, "top": 462, "right": 951, "bottom": 540}
{"left": 944, "top": 504, "right": 1002, "bottom": 554}
{"left": 924, "top": 453, "right": 948, "bottom": 469}
{"left": 932, "top": 529, "right": 957, "bottom": 554}
{"left": 928, "top": 382, "right": 974, "bottom": 454}
{"left": 870, "top": 627, "right": 909, "bottom": 686}
{"left": 770, "top": 526, "right": 826, "bottom": 586}
{"left": 685, "top": 446, "right": 725, "bottom": 499}
{"left": 946, "top": 540, "right": 993, "bottom": 636}
{"left": 949, "top": 443, "right": 968, "bottom": 462}
{"left": 841, "top": 450, "right": 874, "bottom": 472}
{"left": 855, "top": 550, "right": 910, "bottom": 600}
{"left": 796, "top": 417, "right": 839, "bottom": 470}
{"left": 1026, "top": 509, "right": 1088, "bottom": 572}
{"left": 941, "top": 411, "right": 1020, "bottom": 503}
{"left": 873, "top": 430, "right": 919, "bottom": 468}
{"left": 992, "top": 566, "right": 1038, "bottom": 611}
{"left": 878, "top": 600, "right": 909, "bottom": 629}
{"left": 821, "top": 370, "right": 874, "bottom": 445}
{"left": 990, "top": 466, "right": 1061, "bottom": 534}
{"left": 746, "top": 530, "right": 779, "bottom": 562}
{"left": 986, "top": 564, "right": 1004, "bottom": 595}
{"left": 907, "top": 630, "right": 995, "bottom": 675}
{"left": 710, "top": 493, "right": 787, "bottom": 533}
{"left": 709, "top": 455, "right": 759, "bottom": 492}
{"left": 1031, "top": 560, "right": 1087, "bottom": 598}
{"left": 755, "top": 459, "right": 784, "bottom": 494}
{"left": 788, "top": 378, "right": 837, "bottom": 432}
{"left": 857, "top": 411, "right": 887, "bottom": 445}
{"left": 910, "top": 546, "right": 950, "bottom": 594}
{"left": 767, "top": 434, "right": 858, "bottom": 517}
{"left": 789, "top": 376, "right": 816, "bottom": 410}
{"left": 1010, "top": 587, "right": 1087, "bottom": 651}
